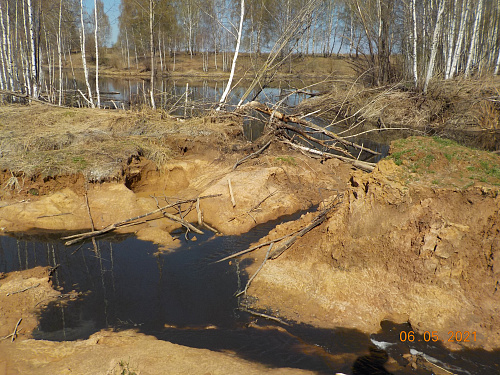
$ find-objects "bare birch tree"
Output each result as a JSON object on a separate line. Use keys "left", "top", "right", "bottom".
{"left": 57, "top": 0, "right": 63, "bottom": 105}
{"left": 94, "top": 0, "right": 100, "bottom": 108}
{"left": 27, "top": 0, "right": 38, "bottom": 98}
{"left": 464, "top": 0, "right": 484, "bottom": 77}
{"left": 217, "top": 0, "right": 244, "bottom": 110}
{"left": 411, "top": 0, "right": 418, "bottom": 87}
{"left": 150, "top": 0, "right": 155, "bottom": 109}
{"left": 80, "top": 0, "right": 94, "bottom": 107}
{"left": 423, "top": 0, "right": 446, "bottom": 93}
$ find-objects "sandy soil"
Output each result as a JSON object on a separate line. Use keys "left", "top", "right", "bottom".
{"left": 1, "top": 104, "right": 499, "bottom": 374}
{"left": 247, "top": 159, "right": 500, "bottom": 352}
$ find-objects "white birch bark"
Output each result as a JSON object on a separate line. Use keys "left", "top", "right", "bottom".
{"left": 125, "top": 29, "right": 130, "bottom": 70}
{"left": 80, "top": 0, "right": 94, "bottom": 107}
{"left": 0, "top": 36, "right": 5, "bottom": 90}
{"left": 445, "top": 0, "right": 458, "bottom": 79}
{"left": 449, "top": 0, "right": 470, "bottom": 77}
{"left": 411, "top": 0, "right": 418, "bottom": 87}
{"left": 1, "top": 1, "right": 14, "bottom": 90}
{"left": 0, "top": 1, "right": 9, "bottom": 90}
{"left": 423, "top": 0, "right": 446, "bottom": 94}
{"left": 495, "top": 0, "right": 500, "bottom": 74}
{"left": 27, "top": 0, "right": 38, "bottom": 97}
{"left": 158, "top": 28, "right": 163, "bottom": 73}
{"left": 464, "top": 0, "right": 483, "bottom": 77}
{"left": 149, "top": 0, "right": 155, "bottom": 109}
{"left": 217, "top": 0, "right": 244, "bottom": 110}
{"left": 94, "top": 0, "right": 100, "bottom": 108}
{"left": 495, "top": 45, "right": 500, "bottom": 75}
{"left": 58, "top": 0, "right": 63, "bottom": 105}
{"left": 21, "top": 0, "right": 31, "bottom": 95}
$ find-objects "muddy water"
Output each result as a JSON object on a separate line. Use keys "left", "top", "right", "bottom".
{"left": 0, "top": 215, "right": 499, "bottom": 374}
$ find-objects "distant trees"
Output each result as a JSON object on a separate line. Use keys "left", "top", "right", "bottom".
{"left": 1, "top": 0, "right": 500, "bottom": 106}
{"left": 0, "top": 0, "right": 96, "bottom": 103}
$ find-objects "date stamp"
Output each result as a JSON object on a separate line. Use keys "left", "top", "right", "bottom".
{"left": 400, "top": 331, "right": 476, "bottom": 343}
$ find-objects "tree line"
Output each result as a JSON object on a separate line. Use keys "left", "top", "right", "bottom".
{"left": 0, "top": 0, "right": 499, "bottom": 107}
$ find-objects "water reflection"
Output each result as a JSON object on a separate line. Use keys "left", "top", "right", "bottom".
{"left": 60, "top": 71, "right": 317, "bottom": 115}
{"left": 0, "top": 226, "right": 499, "bottom": 374}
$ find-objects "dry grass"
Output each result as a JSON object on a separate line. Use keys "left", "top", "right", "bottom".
{"left": 295, "top": 76, "right": 500, "bottom": 147}
{"left": 0, "top": 104, "right": 234, "bottom": 181}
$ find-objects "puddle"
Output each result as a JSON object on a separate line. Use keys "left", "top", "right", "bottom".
{"left": 0, "top": 214, "right": 499, "bottom": 374}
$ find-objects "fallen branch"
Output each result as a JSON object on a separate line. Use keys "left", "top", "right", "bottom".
{"left": 37, "top": 212, "right": 71, "bottom": 219}
{"left": 6, "top": 283, "right": 40, "bottom": 296}
{"left": 0, "top": 200, "right": 29, "bottom": 209}
{"left": 269, "top": 195, "right": 343, "bottom": 259}
{"left": 62, "top": 194, "right": 220, "bottom": 245}
{"left": 11, "top": 318, "right": 22, "bottom": 342}
{"left": 235, "top": 243, "right": 273, "bottom": 297}
{"left": 283, "top": 140, "right": 376, "bottom": 172}
{"left": 239, "top": 308, "right": 290, "bottom": 326}
{"left": 1, "top": 318, "right": 23, "bottom": 342}
{"left": 228, "top": 178, "right": 236, "bottom": 207}
{"left": 196, "top": 198, "right": 202, "bottom": 226}
{"left": 214, "top": 229, "right": 302, "bottom": 263}
{"left": 254, "top": 105, "right": 380, "bottom": 156}
{"left": 233, "top": 140, "right": 272, "bottom": 170}
{"left": 160, "top": 211, "right": 204, "bottom": 235}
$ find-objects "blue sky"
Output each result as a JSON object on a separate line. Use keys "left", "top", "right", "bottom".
{"left": 84, "top": 0, "right": 121, "bottom": 45}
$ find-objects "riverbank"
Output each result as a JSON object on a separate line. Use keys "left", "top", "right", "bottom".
{"left": 63, "top": 50, "right": 355, "bottom": 81}
{"left": 1, "top": 103, "right": 499, "bottom": 373}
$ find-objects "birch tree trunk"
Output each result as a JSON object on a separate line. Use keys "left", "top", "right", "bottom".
{"left": 149, "top": 0, "right": 155, "bottom": 109}
{"left": 0, "top": 1, "right": 10, "bottom": 90}
{"left": 80, "top": 0, "right": 94, "bottom": 107}
{"left": 94, "top": 0, "right": 100, "bottom": 108}
{"left": 449, "top": 0, "right": 470, "bottom": 77}
{"left": 1, "top": 1, "right": 14, "bottom": 90}
{"left": 464, "top": 0, "right": 484, "bottom": 77}
{"left": 411, "top": 0, "right": 418, "bottom": 87}
{"left": 495, "top": 44, "right": 500, "bottom": 75}
{"left": 21, "top": 0, "right": 31, "bottom": 95}
{"left": 217, "top": 0, "right": 244, "bottom": 110}
{"left": 444, "top": 0, "right": 458, "bottom": 79}
{"left": 27, "top": 0, "right": 38, "bottom": 98}
{"left": 423, "top": 0, "right": 446, "bottom": 94}
{"left": 58, "top": 0, "right": 63, "bottom": 106}
{"left": 125, "top": 29, "right": 130, "bottom": 70}
{"left": 495, "top": 0, "right": 500, "bottom": 75}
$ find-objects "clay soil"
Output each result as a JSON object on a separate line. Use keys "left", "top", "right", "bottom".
{"left": 0, "top": 104, "right": 500, "bottom": 374}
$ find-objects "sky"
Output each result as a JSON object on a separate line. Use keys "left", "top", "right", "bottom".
{"left": 84, "top": 0, "right": 121, "bottom": 45}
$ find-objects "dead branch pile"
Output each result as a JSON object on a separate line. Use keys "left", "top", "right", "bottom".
{"left": 241, "top": 102, "right": 377, "bottom": 171}
{"left": 216, "top": 193, "right": 344, "bottom": 264}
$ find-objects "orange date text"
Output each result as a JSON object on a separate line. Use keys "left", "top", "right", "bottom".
{"left": 399, "top": 331, "right": 476, "bottom": 343}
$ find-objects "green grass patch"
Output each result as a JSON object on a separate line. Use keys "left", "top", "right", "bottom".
{"left": 275, "top": 156, "right": 297, "bottom": 166}
{"left": 71, "top": 156, "right": 87, "bottom": 170}
{"left": 388, "top": 136, "right": 500, "bottom": 189}
{"left": 432, "top": 136, "right": 457, "bottom": 147}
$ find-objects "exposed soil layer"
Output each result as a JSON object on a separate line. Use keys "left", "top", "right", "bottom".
{"left": 1, "top": 105, "right": 500, "bottom": 373}
{"left": 247, "top": 157, "right": 500, "bottom": 352}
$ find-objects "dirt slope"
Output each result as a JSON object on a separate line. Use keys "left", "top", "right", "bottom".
{"left": 248, "top": 156, "right": 500, "bottom": 351}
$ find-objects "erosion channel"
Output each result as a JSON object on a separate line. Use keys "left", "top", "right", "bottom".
{"left": 0, "top": 103, "right": 499, "bottom": 374}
